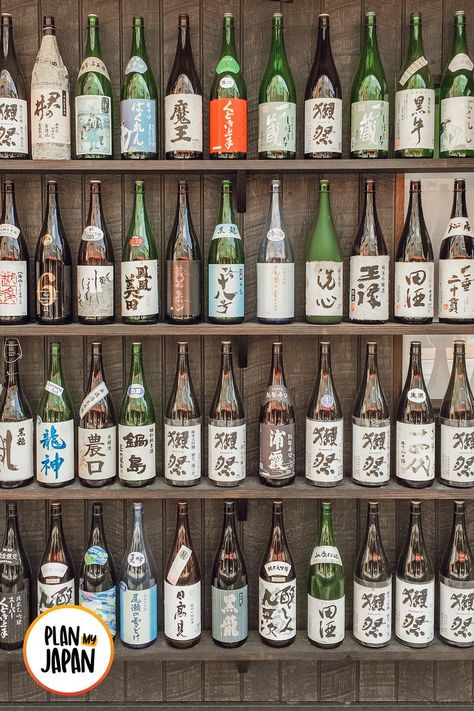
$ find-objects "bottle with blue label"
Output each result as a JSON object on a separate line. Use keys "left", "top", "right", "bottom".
{"left": 120, "top": 502, "right": 157, "bottom": 648}
{"left": 79, "top": 503, "right": 117, "bottom": 637}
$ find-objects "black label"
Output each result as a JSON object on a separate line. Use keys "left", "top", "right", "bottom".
{"left": 0, "top": 587, "right": 29, "bottom": 644}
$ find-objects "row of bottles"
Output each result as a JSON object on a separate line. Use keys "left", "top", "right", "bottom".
{"left": 1, "top": 499, "right": 472, "bottom": 651}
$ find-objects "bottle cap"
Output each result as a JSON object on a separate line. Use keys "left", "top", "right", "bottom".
{"left": 0, "top": 15, "right": 13, "bottom": 27}
{"left": 133, "top": 16, "right": 144, "bottom": 27}
{"left": 319, "top": 179, "right": 330, "bottom": 192}
{"left": 178, "top": 14, "right": 190, "bottom": 27}
{"left": 3, "top": 179, "right": 14, "bottom": 193}
{"left": 365, "top": 179, "right": 376, "bottom": 193}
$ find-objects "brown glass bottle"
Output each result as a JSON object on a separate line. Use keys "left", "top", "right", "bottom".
{"left": 0, "top": 502, "right": 31, "bottom": 649}
{"left": 37, "top": 501, "right": 75, "bottom": 615}
{"left": 0, "top": 180, "right": 29, "bottom": 323}
{"left": 0, "top": 14, "right": 28, "bottom": 159}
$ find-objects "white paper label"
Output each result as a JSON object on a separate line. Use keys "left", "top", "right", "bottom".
{"left": 306, "top": 261, "right": 343, "bottom": 318}
{"left": 36, "top": 419, "right": 74, "bottom": 484}
{"left": 305, "top": 418, "right": 343, "bottom": 484}
{"left": 77, "top": 265, "right": 114, "bottom": 318}
{"left": 78, "top": 425, "right": 116, "bottom": 481}
{"left": 440, "top": 579, "right": 474, "bottom": 644}
{"left": 165, "top": 93, "right": 202, "bottom": 153}
{"left": 81, "top": 225, "right": 104, "bottom": 242}
{"left": 45, "top": 380, "right": 63, "bottom": 397}
{"left": 79, "top": 382, "right": 109, "bottom": 419}
{"left": 125, "top": 56, "right": 148, "bottom": 74}
{"left": 78, "top": 57, "right": 110, "bottom": 80}
{"left": 127, "top": 552, "right": 145, "bottom": 567}
{"left": 75, "top": 95, "right": 112, "bottom": 156}
{"left": 121, "top": 259, "right": 159, "bottom": 316}
{"left": 0, "top": 419, "right": 33, "bottom": 483}
{"left": 127, "top": 385, "right": 144, "bottom": 399}
{"left": 310, "top": 545, "right": 342, "bottom": 566}
{"left": 257, "top": 263, "right": 294, "bottom": 320}
{"left": 41, "top": 562, "right": 67, "bottom": 579}
{"left": 395, "top": 88, "right": 435, "bottom": 151}
{"left": 439, "top": 259, "right": 474, "bottom": 319}
{"left": 0, "top": 261, "right": 27, "bottom": 316}
{"left": 166, "top": 545, "right": 193, "bottom": 586}
{"left": 353, "top": 579, "right": 392, "bottom": 645}
{"left": 259, "top": 577, "right": 296, "bottom": 641}
{"left": 208, "top": 421, "right": 246, "bottom": 484}
{"left": 308, "top": 594, "right": 345, "bottom": 645}
{"left": 441, "top": 97, "right": 474, "bottom": 153}
{"left": 304, "top": 97, "right": 342, "bottom": 154}
{"left": 407, "top": 388, "right": 426, "bottom": 404}
{"left": 349, "top": 255, "right": 389, "bottom": 321}
{"left": 264, "top": 561, "right": 292, "bottom": 578}
{"left": 258, "top": 102, "right": 296, "bottom": 153}
{"left": 38, "top": 579, "right": 74, "bottom": 615}
{"left": 444, "top": 217, "right": 473, "bottom": 240}
{"left": 267, "top": 228, "right": 285, "bottom": 242}
{"left": 396, "top": 576, "right": 434, "bottom": 644}
{"left": 31, "top": 86, "right": 70, "bottom": 151}
{"left": 0, "top": 98, "right": 28, "bottom": 154}
{"left": 440, "top": 422, "right": 474, "bottom": 484}
{"left": 352, "top": 421, "right": 390, "bottom": 485}
{"left": 0, "top": 224, "right": 20, "bottom": 239}
{"left": 120, "top": 585, "right": 157, "bottom": 645}
{"left": 164, "top": 580, "right": 201, "bottom": 641}
{"left": 448, "top": 53, "right": 474, "bottom": 72}
{"left": 399, "top": 57, "right": 429, "bottom": 86}
{"left": 394, "top": 261, "right": 434, "bottom": 318}
{"left": 212, "top": 223, "right": 241, "bottom": 241}
{"left": 164, "top": 421, "right": 201, "bottom": 483}
{"left": 396, "top": 421, "right": 435, "bottom": 482}
{"left": 118, "top": 424, "right": 155, "bottom": 482}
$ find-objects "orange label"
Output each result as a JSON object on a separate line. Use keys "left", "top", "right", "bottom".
{"left": 210, "top": 98, "right": 247, "bottom": 154}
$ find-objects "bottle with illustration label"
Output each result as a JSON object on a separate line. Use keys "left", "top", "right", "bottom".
{"left": 0, "top": 180, "right": 29, "bottom": 324}
{"left": 0, "top": 14, "right": 28, "bottom": 159}
{"left": 37, "top": 502, "right": 75, "bottom": 615}
{"left": 0, "top": 502, "right": 31, "bottom": 649}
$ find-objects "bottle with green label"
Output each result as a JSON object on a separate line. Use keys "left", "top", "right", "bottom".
{"left": 36, "top": 342, "right": 75, "bottom": 488}
{"left": 395, "top": 12, "right": 434, "bottom": 157}
{"left": 440, "top": 11, "right": 474, "bottom": 157}
{"left": 208, "top": 180, "right": 244, "bottom": 324}
{"left": 350, "top": 12, "right": 389, "bottom": 158}
{"left": 0, "top": 502, "right": 31, "bottom": 649}
{"left": 258, "top": 13, "right": 296, "bottom": 159}
{"left": 120, "top": 16, "right": 157, "bottom": 159}
{"left": 75, "top": 14, "right": 113, "bottom": 159}
{"left": 119, "top": 342, "right": 156, "bottom": 488}
{"left": 121, "top": 180, "right": 159, "bottom": 324}
{"left": 305, "top": 180, "right": 343, "bottom": 324}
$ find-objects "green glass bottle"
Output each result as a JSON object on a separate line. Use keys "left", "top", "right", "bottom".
{"left": 120, "top": 17, "right": 157, "bottom": 159}
{"left": 36, "top": 342, "right": 75, "bottom": 488}
{"left": 258, "top": 13, "right": 296, "bottom": 159}
{"left": 395, "top": 12, "right": 434, "bottom": 157}
{"left": 305, "top": 180, "right": 343, "bottom": 324}
{"left": 210, "top": 13, "right": 247, "bottom": 159}
{"left": 119, "top": 342, "right": 156, "bottom": 488}
{"left": 307, "top": 502, "right": 345, "bottom": 648}
{"left": 208, "top": 179, "right": 244, "bottom": 324}
{"left": 350, "top": 12, "right": 389, "bottom": 158}
{"left": 440, "top": 11, "right": 474, "bottom": 157}
{"left": 121, "top": 181, "right": 159, "bottom": 324}
{"left": 75, "top": 14, "right": 113, "bottom": 159}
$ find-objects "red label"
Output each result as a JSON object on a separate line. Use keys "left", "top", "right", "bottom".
{"left": 129, "top": 236, "right": 142, "bottom": 246}
{"left": 210, "top": 98, "right": 247, "bottom": 154}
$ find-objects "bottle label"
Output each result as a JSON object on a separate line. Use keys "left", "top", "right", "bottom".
{"left": 258, "top": 101, "right": 296, "bottom": 153}
{"left": 353, "top": 578, "right": 392, "bottom": 645}
{"left": 396, "top": 421, "right": 435, "bottom": 482}
{"left": 448, "top": 53, "right": 474, "bottom": 72}
{"left": 394, "top": 261, "right": 434, "bottom": 319}
{"left": 31, "top": 87, "right": 70, "bottom": 150}
{"left": 121, "top": 259, "right": 159, "bottom": 316}
{"left": 0, "top": 547, "right": 20, "bottom": 565}
{"left": 0, "top": 98, "right": 28, "bottom": 154}
{"left": 36, "top": 418, "right": 75, "bottom": 485}
{"left": 0, "top": 419, "right": 33, "bottom": 483}
{"left": 259, "top": 423, "right": 295, "bottom": 482}
{"left": 208, "top": 421, "right": 246, "bottom": 484}
{"left": 118, "top": 424, "right": 155, "bottom": 483}
{"left": 305, "top": 418, "right": 343, "bottom": 484}
{"left": 78, "top": 425, "right": 116, "bottom": 481}
{"left": 167, "top": 260, "right": 201, "bottom": 320}
{"left": 127, "top": 384, "right": 144, "bottom": 398}
{"left": 77, "top": 57, "right": 110, "bottom": 80}
{"left": 257, "top": 263, "right": 294, "bottom": 320}
{"left": 166, "top": 545, "right": 193, "bottom": 585}
{"left": 0, "top": 224, "right": 20, "bottom": 239}
{"left": 310, "top": 545, "right": 342, "bottom": 566}
{"left": 212, "top": 585, "right": 248, "bottom": 644}
{"left": 308, "top": 593, "right": 345, "bottom": 645}
{"left": 38, "top": 579, "right": 74, "bottom": 615}
{"left": 440, "top": 422, "right": 474, "bottom": 484}
{"left": 164, "top": 421, "right": 201, "bottom": 483}
{"left": 165, "top": 93, "right": 202, "bottom": 153}
{"left": 212, "top": 223, "right": 241, "bottom": 241}
{"left": 36, "top": 265, "right": 71, "bottom": 314}
{"left": 79, "top": 382, "right": 110, "bottom": 419}
{"left": 395, "top": 576, "right": 434, "bottom": 644}
{"left": 351, "top": 100, "right": 389, "bottom": 153}
{"left": 440, "top": 97, "right": 474, "bottom": 153}
{"left": 79, "top": 586, "right": 116, "bottom": 637}
{"left": 164, "top": 580, "right": 201, "bottom": 641}
{"left": 208, "top": 264, "right": 244, "bottom": 319}
{"left": 120, "top": 99, "right": 156, "bottom": 155}
{"left": 399, "top": 57, "right": 429, "bottom": 86}
{"left": 127, "top": 552, "right": 145, "bottom": 567}
{"left": 124, "top": 56, "right": 148, "bottom": 74}
{"left": 0, "top": 261, "right": 28, "bottom": 316}
{"left": 77, "top": 265, "right": 114, "bottom": 318}
{"left": 395, "top": 88, "right": 435, "bottom": 151}
{"left": 439, "top": 577, "right": 474, "bottom": 644}
{"left": 439, "top": 259, "right": 474, "bottom": 319}
{"left": 262, "top": 385, "right": 293, "bottom": 406}
{"left": 41, "top": 562, "right": 68, "bottom": 579}
{"left": 210, "top": 98, "right": 247, "bottom": 154}
{"left": 259, "top": 577, "right": 296, "bottom": 641}
{"left": 81, "top": 226, "right": 104, "bottom": 242}
{"left": 84, "top": 545, "right": 108, "bottom": 566}
{"left": 306, "top": 261, "right": 343, "bottom": 318}
{"left": 75, "top": 95, "right": 112, "bottom": 156}
{"left": 352, "top": 421, "right": 390, "bottom": 485}
{"left": 264, "top": 561, "right": 292, "bottom": 577}
{"left": 407, "top": 388, "right": 426, "bottom": 403}
{"left": 119, "top": 584, "right": 157, "bottom": 646}
{"left": 0, "top": 588, "right": 28, "bottom": 645}
{"left": 349, "top": 255, "right": 389, "bottom": 321}
{"left": 304, "top": 98, "right": 342, "bottom": 154}
{"left": 444, "top": 217, "right": 473, "bottom": 240}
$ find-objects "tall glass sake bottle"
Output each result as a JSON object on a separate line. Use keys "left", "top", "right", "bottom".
{"left": 37, "top": 501, "right": 75, "bottom": 614}
{"left": 0, "top": 180, "right": 29, "bottom": 324}
{"left": 258, "top": 13, "right": 296, "bottom": 159}
{"left": 0, "top": 14, "right": 28, "bottom": 158}
{"left": 0, "top": 502, "right": 31, "bottom": 649}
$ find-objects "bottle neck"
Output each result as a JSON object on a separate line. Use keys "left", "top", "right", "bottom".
{"left": 318, "top": 507, "right": 335, "bottom": 545}
{"left": 270, "top": 22, "right": 286, "bottom": 63}
{"left": 130, "top": 349, "right": 144, "bottom": 384}
{"left": 220, "top": 20, "right": 237, "bottom": 58}
{"left": 317, "top": 189, "right": 331, "bottom": 224}
{"left": 407, "top": 190, "right": 424, "bottom": 232}
{"left": 88, "top": 190, "right": 103, "bottom": 228}
{"left": 220, "top": 351, "right": 234, "bottom": 382}
{"left": 271, "top": 509, "right": 285, "bottom": 548}
{"left": 319, "top": 349, "right": 332, "bottom": 382}
{"left": 269, "top": 351, "right": 285, "bottom": 387}
{"left": 177, "top": 190, "right": 191, "bottom": 229}
{"left": 131, "top": 24, "right": 147, "bottom": 61}
{"left": 219, "top": 190, "right": 234, "bottom": 224}
{"left": 451, "top": 188, "right": 468, "bottom": 219}
{"left": 315, "top": 23, "right": 332, "bottom": 64}
{"left": 407, "top": 22, "right": 425, "bottom": 59}
{"left": 5, "top": 509, "right": 20, "bottom": 546}
{"left": 86, "top": 24, "right": 101, "bottom": 58}
{"left": 176, "top": 23, "right": 190, "bottom": 56}
{"left": 175, "top": 509, "right": 191, "bottom": 547}
{"left": 131, "top": 507, "right": 145, "bottom": 548}
{"left": 88, "top": 350, "right": 104, "bottom": 389}
{"left": 452, "top": 19, "right": 468, "bottom": 56}
{"left": 45, "top": 191, "right": 60, "bottom": 235}
{"left": 5, "top": 356, "right": 19, "bottom": 388}
{"left": 222, "top": 508, "right": 237, "bottom": 540}
{"left": 131, "top": 190, "right": 147, "bottom": 235}
{"left": 49, "top": 513, "right": 64, "bottom": 546}
{"left": 365, "top": 350, "right": 379, "bottom": 379}
{"left": 408, "top": 510, "right": 425, "bottom": 552}
{"left": 48, "top": 351, "right": 63, "bottom": 385}
{"left": 1, "top": 190, "right": 16, "bottom": 225}
{"left": 408, "top": 349, "right": 423, "bottom": 381}
{"left": 177, "top": 351, "right": 190, "bottom": 378}
{"left": 269, "top": 189, "right": 283, "bottom": 229}
{"left": 366, "top": 509, "right": 381, "bottom": 549}
{"left": 90, "top": 509, "right": 105, "bottom": 544}
{"left": 363, "top": 21, "right": 378, "bottom": 59}
{"left": 1, "top": 25, "right": 13, "bottom": 58}
{"left": 453, "top": 349, "right": 468, "bottom": 381}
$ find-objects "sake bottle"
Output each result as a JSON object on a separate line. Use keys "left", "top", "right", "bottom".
{"left": 258, "top": 13, "right": 296, "bottom": 159}
{"left": 119, "top": 343, "right": 156, "bottom": 487}
{"left": 211, "top": 501, "right": 248, "bottom": 647}
{"left": 121, "top": 180, "right": 159, "bottom": 324}
{"left": 78, "top": 342, "right": 116, "bottom": 488}
{"left": 307, "top": 502, "right": 345, "bottom": 647}
{"left": 305, "top": 179, "right": 343, "bottom": 324}
{"left": 0, "top": 180, "right": 29, "bottom": 324}
{"left": 31, "top": 16, "right": 70, "bottom": 160}
{"left": 36, "top": 343, "right": 75, "bottom": 488}
{"left": 37, "top": 501, "right": 75, "bottom": 615}
{"left": 257, "top": 179, "right": 294, "bottom": 324}
{"left": 164, "top": 501, "right": 201, "bottom": 648}
{"left": 165, "top": 342, "right": 201, "bottom": 487}
{"left": 0, "top": 338, "right": 34, "bottom": 488}
{"left": 0, "top": 502, "right": 31, "bottom": 649}
{"left": 0, "top": 14, "right": 28, "bottom": 158}
{"left": 305, "top": 341, "right": 343, "bottom": 487}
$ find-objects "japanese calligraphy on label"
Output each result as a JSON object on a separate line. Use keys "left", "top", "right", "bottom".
{"left": 0, "top": 98, "right": 28, "bottom": 154}
{"left": 31, "top": 87, "right": 70, "bottom": 149}
{"left": 208, "top": 421, "right": 246, "bottom": 484}
{"left": 0, "top": 261, "right": 27, "bottom": 316}
{"left": 79, "top": 382, "right": 109, "bottom": 419}
{"left": 444, "top": 217, "right": 473, "bottom": 240}
{"left": 395, "top": 88, "right": 435, "bottom": 151}
{"left": 351, "top": 100, "right": 389, "bottom": 153}
{"left": 210, "top": 98, "right": 247, "bottom": 154}
{"left": 399, "top": 57, "right": 429, "bottom": 86}
{"left": 440, "top": 577, "right": 474, "bottom": 645}
{"left": 260, "top": 423, "right": 295, "bottom": 482}
{"left": 353, "top": 578, "right": 392, "bottom": 645}
{"left": 0, "top": 419, "right": 33, "bottom": 483}
{"left": 259, "top": 578, "right": 296, "bottom": 642}
{"left": 0, "top": 547, "right": 20, "bottom": 565}
{"left": 165, "top": 93, "right": 202, "bottom": 153}
{"left": 349, "top": 255, "right": 389, "bottom": 321}
{"left": 41, "top": 562, "right": 68, "bottom": 579}
{"left": 124, "top": 56, "right": 148, "bottom": 74}
{"left": 308, "top": 594, "right": 345, "bottom": 645}
{"left": 352, "top": 421, "right": 390, "bottom": 485}
{"left": 78, "top": 57, "right": 110, "bottom": 80}
{"left": 75, "top": 95, "right": 112, "bottom": 156}
{"left": 305, "top": 418, "right": 343, "bottom": 485}
{"left": 167, "top": 260, "right": 201, "bottom": 319}
{"left": 395, "top": 577, "right": 434, "bottom": 645}
{"left": 258, "top": 101, "right": 296, "bottom": 153}
{"left": 119, "top": 584, "right": 157, "bottom": 645}
{"left": 396, "top": 421, "right": 435, "bottom": 483}
{"left": 45, "top": 381, "right": 63, "bottom": 397}
{"left": 439, "top": 259, "right": 474, "bottom": 319}
{"left": 164, "top": 421, "right": 201, "bottom": 484}
{"left": 37, "top": 579, "right": 74, "bottom": 615}
{"left": 81, "top": 226, "right": 103, "bottom": 242}
{"left": 78, "top": 425, "right": 116, "bottom": 481}
{"left": 257, "top": 263, "right": 294, "bottom": 320}
{"left": 166, "top": 545, "right": 193, "bottom": 586}
{"left": 120, "top": 99, "right": 156, "bottom": 155}
{"left": 121, "top": 259, "right": 159, "bottom": 316}
{"left": 208, "top": 264, "right": 244, "bottom": 319}
{"left": 212, "top": 585, "right": 248, "bottom": 645}
{"left": 36, "top": 419, "right": 74, "bottom": 485}
{"left": 77, "top": 265, "right": 114, "bottom": 319}
{"left": 394, "top": 261, "right": 434, "bottom": 319}
{"left": 449, "top": 53, "right": 474, "bottom": 72}
{"left": 80, "top": 586, "right": 116, "bottom": 637}
{"left": 164, "top": 581, "right": 201, "bottom": 641}
{"left": 440, "top": 422, "right": 474, "bottom": 485}
{"left": 0, "top": 224, "right": 20, "bottom": 240}
{"left": 304, "top": 98, "right": 342, "bottom": 154}
{"left": 310, "top": 546, "right": 342, "bottom": 566}
{"left": 118, "top": 424, "right": 155, "bottom": 483}
{"left": 441, "top": 97, "right": 474, "bottom": 153}
{"left": 306, "top": 261, "right": 343, "bottom": 318}
{"left": 0, "top": 588, "right": 28, "bottom": 645}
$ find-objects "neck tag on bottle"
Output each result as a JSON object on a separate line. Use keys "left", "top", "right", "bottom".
{"left": 444, "top": 217, "right": 472, "bottom": 239}
{"left": 219, "top": 76, "right": 235, "bottom": 89}
{"left": 78, "top": 56, "right": 110, "bottom": 80}
{"left": 167, "top": 544, "right": 192, "bottom": 585}
{"left": 407, "top": 387, "right": 426, "bottom": 404}
{"left": 267, "top": 228, "right": 285, "bottom": 242}
{"left": 263, "top": 384, "right": 293, "bottom": 406}
{"left": 3, "top": 337, "right": 21, "bottom": 364}
{"left": 127, "top": 551, "right": 145, "bottom": 567}
{"left": 127, "top": 384, "right": 145, "bottom": 398}
{"left": 448, "top": 53, "right": 474, "bottom": 72}
{"left": 82, "top": 225, "right": 104, "bottom": 242}
{"left": 45, "top": 380, "right": 64, "bottom": 397}
{"left": 216, "top": 55, "right": 240, "bottom": 74}
{"left": 0, "top": 223, "right": 20, "bottom": 240}
{"left": 264, "top": 561, "right": 292, "bottom": 578}
{"left": 79, "top": 381, "right": 109, "bottom": 419}
{"left": 84, "top": 545, "right": 108, "bottom": 566}
{"left": 320, "top": 394, "right": 335, "bottom": 408}
{"left": 212, "top": 223, "right": 240, "bottom": 240}
{"left": 0, "top": 547, "right": 20, "bottom": 565}
{"left": 129, "top": 235, "right": 143, "bottom": 247}
{"left": 310, "top": 545, "right": 342, "bottom": 566}
{"left": 399, "top": 56, "right": 428, "bottom": 86}
{"left": 125, "top": 56, "right": 148, "bottom": 74}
